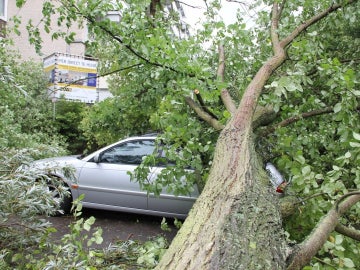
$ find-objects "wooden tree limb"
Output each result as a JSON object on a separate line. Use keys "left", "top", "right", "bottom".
{"left": 261, "top": 107, "right": 334, "bottom": 136}
{"left": 231, "top": 1, "right": 288, "bottom": 130}
{"left": 64, "top": 1, "right": 194, "bottom": 77}
{"left": 217, "top": 44, "right": 225, "bottom": 81}
{"left": 156, "top": 0, "right": 360, "bottom": 268}
{"left": 271, "top": 2, "right": 282, "bottom": 50}
{"left": 184, "top": 96, "right": 224, "bottom": 130}
{"left": 194, "top": 89, "right": 219, "bottom": 120}
{"left": 280, "top": 0, "right": 358, "bottom": 48}
{"left": 149, "top": 0, "right": 161, "bottom": 17}
{"left": 221, "top": 89, "right": 237, "bottom": 114}
{"left": 188, "top": 45, "right": 235, "bottom": 126}
{"left": 335, "top": 223, "right": 360, "bottom": 241}
{"left": 287, "top": 192, "right": 360, "bottom": 270}
{"left": 278, "top": 0, "right": 287, "bottom": 20}
{"left": 217, "top": 45, "right": 237, "bottom": 115}
{"left": 252, "top": 1, "right": 358, "bottom": 132}
{"left": 252, "top": 105, "right": 277, "bottom": 129}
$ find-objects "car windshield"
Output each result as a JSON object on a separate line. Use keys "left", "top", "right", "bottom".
{"left": 100, "top": 140, "right": 155, "bottom": 165}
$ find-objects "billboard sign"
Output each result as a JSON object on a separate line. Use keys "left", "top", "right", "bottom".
{"left": 44, "top": 53, "right": 98, "bottom": 103}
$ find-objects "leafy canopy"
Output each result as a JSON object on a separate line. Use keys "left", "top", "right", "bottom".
{"left": 12, "top": 0, "right": 360, "bottom": 268}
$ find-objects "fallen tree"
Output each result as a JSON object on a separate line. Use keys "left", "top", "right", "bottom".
{"left": 156, "top": 1, "right": 360, "bottom": 269}
{"left": 10, "top": 0, "right": 360, "bottom": 269}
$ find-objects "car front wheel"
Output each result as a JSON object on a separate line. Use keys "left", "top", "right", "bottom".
{"left": 47, "top": 180, "right": 72, "bottom": 215}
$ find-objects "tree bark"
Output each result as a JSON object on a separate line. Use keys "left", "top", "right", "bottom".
{"left": 157, "top": 4, "right": 289, "bottom": 268}
{"left": 156, "top": 1, "right": 359, "bottom": 269}
{"left": 156, "top": 125, "right": 288, "bottom": 269}
{"left": 287, "top": 193, "right": 360, "bottom": 270}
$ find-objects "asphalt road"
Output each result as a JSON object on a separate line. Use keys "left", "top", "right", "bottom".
{"left": 47, "top": 208, "right": 179, "bottom": 249}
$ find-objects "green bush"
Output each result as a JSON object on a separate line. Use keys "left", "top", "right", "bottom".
{"left": 0, "top": 147, "right": 170, "bottom": 269}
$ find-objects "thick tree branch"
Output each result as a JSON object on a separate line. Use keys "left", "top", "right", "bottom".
{"left": 217, "top": 45, "right": 237, "bottom": 115}
{"left": 287, "top": 192, "right": 360, "bottom": 270}
{"left": 149, "top": 0, "right": 161, "bottom": 17}
{"left": 270, "top": 2, "right": 282, "bottom": 52}
{"left": 280, "top": 0, "right": 358, "bottom": 48}
{"left": 184, "top": 96, "right": 224, "bottom": 130}
{"left": 241, "top": 0, "right": 358, "bottom": 132}
{"left": 231, "top": 2, "right": 288, "bottom": 130}
{"left": 217, "top": 44, "right": 225, "bottom": 81}
{"left": 278, "top": 0, "right": 287, "bottom": 20}
{"left": 64, "top": 1, "right": 194, "bottom": 77}
{"left": 194, "top": 89, "right": 219, "bottom": 120}
{"left": 261, "top": 107, "right": 334, "bottom": 136}
{"left": 335, "top": 223, "right": 360, "bottom": 241}
{"left": 252, "top": 105, "right": 277, "bottom": 129}
{"left": 221, "top": 89, "right": 237, "bottom": 114}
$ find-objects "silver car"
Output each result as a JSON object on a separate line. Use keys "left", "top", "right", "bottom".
{"left": 32, "top": 135, "right": 198, "bottom": 219}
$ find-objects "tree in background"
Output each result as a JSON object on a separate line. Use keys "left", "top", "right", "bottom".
{"left": 0, "top": 42, "right": 65, "bottom": 149}
{"left": 0, "top": 39, "right": 71, "bottom": 267}
{"left": 0, "top": 40, "right": 86, "bottom": 155}
{"left": 13, "top": 0, "right": 360, "bottom": 269}
{"left": 54, "top": 98, "right": 88, "bottom": 154}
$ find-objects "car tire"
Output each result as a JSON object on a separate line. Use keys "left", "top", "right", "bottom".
{"left": 48, "top": 180, "right": 73, "bottom": 215}
{"left": 59, "top": 188, "right": 72, "bottom": 215}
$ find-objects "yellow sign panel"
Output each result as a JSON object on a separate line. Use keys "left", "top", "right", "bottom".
{"left": 43, "top": 53, "right": 98, "bottom": 103}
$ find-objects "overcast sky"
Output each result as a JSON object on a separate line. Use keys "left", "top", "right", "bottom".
{"left": 179, "top": 0, "right": 263, "bottom": 33}
{"left": 181, "top": 1, "right": 238, "bottom": 27}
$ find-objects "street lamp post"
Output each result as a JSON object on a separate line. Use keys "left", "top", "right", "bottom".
{"left": 52, "top": 97, "right": 57, "bottom": 121}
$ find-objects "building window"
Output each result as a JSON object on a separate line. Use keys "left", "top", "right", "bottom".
{"left": 0, "top": 0, "right": 7, "bottom": 20}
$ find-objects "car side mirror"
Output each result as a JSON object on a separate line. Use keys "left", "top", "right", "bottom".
{"left": 93, "top": 153, "right": 100, "bottom": 163}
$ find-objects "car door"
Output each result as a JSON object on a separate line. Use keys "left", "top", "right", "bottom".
{"left": 147, "top": 177, "right": 198, "bottom": 217}
{"left": 77, "top": 139, "right": 156, "bottom": 211}
{"left": 147, "top": 150, "right": 199, "bottom": 217}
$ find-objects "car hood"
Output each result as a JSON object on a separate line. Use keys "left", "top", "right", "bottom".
{"left": 26, "top": 155, "right": 86, "bottom": 178}
{"left": 32, "top": 155, "right": 82, "bottom": 167}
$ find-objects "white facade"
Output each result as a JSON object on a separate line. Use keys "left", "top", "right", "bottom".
{"left": 7, "top": 0, "right": 86, "bottom": 61}
{"left": 0, "top": 0, "right": 7, "bottom": 21}
{"left": 0, "top": 0, "right": 7, "bottom": 37}
{"left": 4, "top": 1, "right": 191, "bottom": 103}
{"left": 5, "top": 0, "right": 111, "bottom": 103}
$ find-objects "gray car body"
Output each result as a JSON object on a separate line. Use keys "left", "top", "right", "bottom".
{"left": 32, "top": 135, "right": 198, "bottom": 219}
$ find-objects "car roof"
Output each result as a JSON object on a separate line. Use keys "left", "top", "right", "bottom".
{"left": 138, "top": 133, "right": 159, "bottom": 137}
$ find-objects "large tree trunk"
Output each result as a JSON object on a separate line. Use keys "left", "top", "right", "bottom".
{"left": 156, "top": 124, "right": 288, "bottom": 269}
{"left": 156, "top": 2, "right": 359, "bottom": 269}
{"left": 156, "top": 6, "right": 289, "bottom": 267}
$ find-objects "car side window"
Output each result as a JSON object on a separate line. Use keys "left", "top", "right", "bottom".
{"left": 100, "top": 140, "right": 155, "bottom": 165}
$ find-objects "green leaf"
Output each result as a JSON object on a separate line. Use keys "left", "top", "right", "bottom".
{"left": 294, "top": 155, "right": 306, "bottom": 165}
{"left": 16, "top": 0, "right": 27, "bottom": 8}
{"left": 343, "top": 258, "right": 355, "bottom": 268}
{"left": 335, "top": 234, "right": 343, "bottom": 245}
{"left": 333, "top": 103, "right": 342, "bottom": 113}
{"left": 83, "top": 216, "right": 96, "bottom": 231}
{"left": 353, "top": 132, "right": 360, "bottom": 141}
{"left": 160, "top": 217, "right": 171, "bottom": 232}
{"left": 350, "top": 142, "right": 360, "bottom": 147}
{"left": 302, "top": 165, "right": 311, "bottom": 175}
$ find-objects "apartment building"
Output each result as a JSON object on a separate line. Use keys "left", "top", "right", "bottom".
{"left": 2, "top": 0, "right": 189, "bottom": 103}
{"left": 3, "top": 0, "right": 111, "bottom": 103}
{"left": 6, "top": 0, "right": 87, "bottom": 60}
{"left": 0, "top": 0, "right": 7, "bottom": 38}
